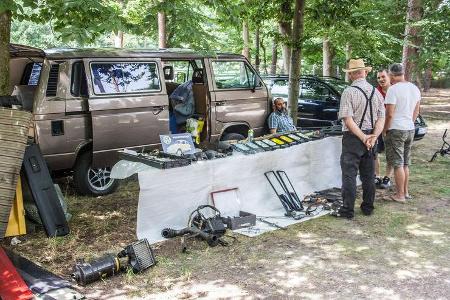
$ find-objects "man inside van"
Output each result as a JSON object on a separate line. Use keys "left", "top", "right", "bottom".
{"left": 268, "top": 97, "right": 296, "bottom": 134}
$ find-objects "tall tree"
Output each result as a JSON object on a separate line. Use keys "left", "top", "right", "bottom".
{"left": 113, "top": 0, "right": 126, "bottom": 47}
{"left": 254, "top": 25, "right": 260, "bottom": 72}
{"left": 242, "top": 20, "right": 250, "bottom": 59}
{"left": 270, "top": 38, "right": 278, "bottom": 74}
{"left": 322, "top": 37, "right": 334, "bottom": 76}
{"left": 158, "top": 11, "right": 167, "bottom": 48}
{"left": 0, "top": 10, "right": 11, "bottom": 96}
{"left": 402, "top": 0, "right": 423, "bottom": 82}
{"left": 288, "top": 0, "right": 306, "bottom": 122}
{"left": 278, "top": 0, "right": 292, "bottom": 74}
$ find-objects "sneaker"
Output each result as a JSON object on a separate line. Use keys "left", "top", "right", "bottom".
{"left": 379, "top": 176, "right": 391, "bottom": 189}
{"left": 375, "top": 176, "right": 382, "bottom": 188}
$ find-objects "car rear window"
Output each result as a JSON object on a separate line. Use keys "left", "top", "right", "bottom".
{"left": 90, "top": 62, "right": 161, "bottom": 95}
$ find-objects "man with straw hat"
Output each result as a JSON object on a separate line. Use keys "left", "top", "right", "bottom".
{"left": 332, "top": 58, "right": 385, "bottom": 219}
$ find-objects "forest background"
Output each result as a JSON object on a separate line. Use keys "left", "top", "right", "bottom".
{"left": 1, "top": 0, "right": 449, "bottom": 117}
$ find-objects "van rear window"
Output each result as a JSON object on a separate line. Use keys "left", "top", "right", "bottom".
{"left": 90, "top": 62, "right": 161, "bottom": 95}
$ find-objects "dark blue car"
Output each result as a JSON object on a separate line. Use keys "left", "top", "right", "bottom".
{"left": 262, "top": 75, "right": 427, "bottom": 140}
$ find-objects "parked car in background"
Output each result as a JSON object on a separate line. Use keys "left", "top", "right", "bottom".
{"left": 262, "top": 74, "right": 427, "bottom": 140}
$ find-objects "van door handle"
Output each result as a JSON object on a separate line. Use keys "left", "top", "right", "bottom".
{"left": 215, "top": 101, "right": 226, "bottom": 106}
{"left": 152, "top": 105, "right": 165, "bottom": 115}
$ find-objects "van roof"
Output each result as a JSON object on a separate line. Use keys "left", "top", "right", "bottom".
{"left": 44, "top": 47, "right": 245, "bottom": 60}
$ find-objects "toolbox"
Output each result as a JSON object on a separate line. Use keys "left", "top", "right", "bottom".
{"left": 221, "top": 211, "right": 256, "bottom": 230}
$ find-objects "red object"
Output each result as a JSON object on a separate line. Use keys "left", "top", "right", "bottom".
{"left": 376, "top": 85, "right": 386, "bottom": 99}
{"left": 0, "top": 247, "right": 34, "bottom": 300}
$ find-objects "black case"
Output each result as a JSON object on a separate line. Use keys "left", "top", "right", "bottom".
{"left": 22, "top": 144, "right": 69, "bottom": 237}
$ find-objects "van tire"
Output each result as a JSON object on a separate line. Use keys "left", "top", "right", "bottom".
{"left": 73, "top": 151, "right": 119, "bottom": 196}
{"left": 222, "top": 133, "right": 245, "bottom": 141}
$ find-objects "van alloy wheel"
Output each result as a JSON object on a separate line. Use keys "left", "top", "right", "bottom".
{"left": 87, "top": 167, "right": 115, "bottom": 192}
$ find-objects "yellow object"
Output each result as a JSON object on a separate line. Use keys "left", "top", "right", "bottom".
{"left": 279, "top": 135, "right": 294, "bottom": 143}
{"left": 271, "top": 138, "right": 285, "bottom": 145}
{"left": 196, "top": 118, "right": 205, "bottom": 144}
{"left": 5, "top": 177, "right": 27, "bottom": 237}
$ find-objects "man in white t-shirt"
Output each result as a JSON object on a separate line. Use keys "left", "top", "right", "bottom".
{"left": 383, "top": 63, "right": 421, "bottom": 203}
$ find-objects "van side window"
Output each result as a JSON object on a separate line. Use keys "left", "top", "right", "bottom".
{"left": 71, "top": 62, "right": 88, "bottom": 98}
{"left": 46, "top": 64, "right": 60, "bottom": 97}
{"left": 90, "top": 62, "right": 160, "bottom": 95}
{"left": 20, "top": 63, "right": 42, "bottom": 86}
{"left": 212, "top": 61, "right": 261, "bottom": 89}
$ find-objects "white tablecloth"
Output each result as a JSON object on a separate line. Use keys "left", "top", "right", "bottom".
{"left": 112, "top": 136, "right": 343, "bottom": 243}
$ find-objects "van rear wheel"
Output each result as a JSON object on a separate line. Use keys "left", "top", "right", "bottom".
{"left": 73, "top": 151, "right": 119, "bottom": 196}
{"left": 222, "top": 133, "right": 245, "bottom": 141}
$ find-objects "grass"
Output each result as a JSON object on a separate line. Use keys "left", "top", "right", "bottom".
{"left": 1, "top": 90, "right": 449, "bottom": 299}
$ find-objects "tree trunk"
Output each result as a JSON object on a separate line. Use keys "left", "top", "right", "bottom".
{"left": 0, "top": 10, "right": 11, "bottom": 96}
{"left": 260, "top": 38, "right": 267, "bottom": 74}
{"left": 423, "top": 60, "right": 432, "bottom": 92}
{"left": 270, "top": 38, "right": 278, "bottom": 75}
{"left": 322, "top": 37, "right": 333, "bottom": 76}
{"left": 114, "top": 31, "right": 124, "bottom": 47}
{"left": 402, "top": 0, "right": 422, "bottom": 82}
{"left": 279, "top": 22, "right": 291, "bottom": 74}
{"left": 288, "top": 0, "right": 305, "bottom": 123}
{"left": 254, "top": 25, "right": 260, "bottom": 72}
{"left": 158, "top": 11, "right": 167, "bottom": 48}
{"left": 345, "top": 43, "right": 352, "bottom": 82}
{"left": 242, "top": 20, "right": 250, "bottom": 60}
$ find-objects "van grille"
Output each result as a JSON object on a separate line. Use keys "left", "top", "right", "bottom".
{"left": 46, "top": 64, "right": 60, "bottom": 97}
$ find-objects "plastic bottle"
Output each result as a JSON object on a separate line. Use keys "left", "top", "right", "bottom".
{"left": 248, "top": 129, "right": 254, "bottom": 142}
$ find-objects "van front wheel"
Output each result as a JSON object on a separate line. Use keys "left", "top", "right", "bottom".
{"left": 73, "top": 151, "right": 119, "bottom": 196}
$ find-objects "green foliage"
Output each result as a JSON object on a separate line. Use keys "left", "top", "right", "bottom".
{"left": 3, "top": 0, "right": 449, "bottom": 77}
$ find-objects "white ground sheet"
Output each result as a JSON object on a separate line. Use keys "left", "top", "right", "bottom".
{"left": 111, "top": 136, "right": 342, "bottom": 244}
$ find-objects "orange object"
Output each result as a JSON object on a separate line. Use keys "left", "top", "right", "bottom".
{"left": 5, "top": 177, "right": 27, "bottom": 237}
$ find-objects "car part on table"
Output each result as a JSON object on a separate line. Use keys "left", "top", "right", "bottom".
{"left": 264, "top": 171, "right": 304, "bottom": 219}
{"left": 254, "top": 140, "right": 272, "bottom": 151}
{"left": 231, "top": 142, "right": 256, "bottom": 154}
{"left": 22, "top": 144, "right": 70, "bottom": 237}
{"left": 270, "top": 137, "right": 289, "bottom": 148}
{"left": 161, "top": 205, "right": 227, "bottom": 249}
{"left": 429, "top": 129, "right": 449, "bottom": 162}
{"left": 119, "top": 150, "right": 191, "bottom": 169}
{"left": 72, "top": 239, "right": 155, "bottom": 286}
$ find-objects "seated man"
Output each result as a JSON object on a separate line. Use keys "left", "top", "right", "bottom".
{"left": 268, "top": 97, "right": 296, "bottom": 134}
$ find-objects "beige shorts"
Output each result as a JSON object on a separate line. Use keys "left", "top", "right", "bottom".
{"left": 385, "top": 129, "right": 415, "bottom": 167}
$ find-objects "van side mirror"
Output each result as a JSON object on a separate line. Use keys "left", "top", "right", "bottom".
{"left": 163, "top": 66, "right": 174, "bottom": 80}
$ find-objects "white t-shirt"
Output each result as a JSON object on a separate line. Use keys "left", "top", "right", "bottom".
{"left": 384, "top": 82, "right": 420, "bottom": 130}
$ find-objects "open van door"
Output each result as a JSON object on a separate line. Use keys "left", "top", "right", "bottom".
{"left": 83, "top": 58, "right": 169, "bottom": 167}
{"left": 207, "top": 59, "right": 269, "bottom": 139}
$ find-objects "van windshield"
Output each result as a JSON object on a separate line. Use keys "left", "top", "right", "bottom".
{"left": 90, "top": 62, "right": 161, "bottom": 94}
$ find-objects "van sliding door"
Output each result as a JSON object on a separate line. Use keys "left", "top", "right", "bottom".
{"left": 84, "top": 59, "right": 169, "bottom": 167}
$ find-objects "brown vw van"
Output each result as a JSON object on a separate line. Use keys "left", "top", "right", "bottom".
{"left": 6, "top": 44, "right": 271, "bottom": 196}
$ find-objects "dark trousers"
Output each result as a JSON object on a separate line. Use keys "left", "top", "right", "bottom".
{"left": 340, "top": 132, "right": 376, "bottom": 217}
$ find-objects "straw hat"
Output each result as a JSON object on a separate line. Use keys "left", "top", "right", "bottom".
{"left": 343, "top": 58, "right": 372, "bottom": 73}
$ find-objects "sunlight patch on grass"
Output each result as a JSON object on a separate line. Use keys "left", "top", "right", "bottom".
{"left": 406, "top": 223, "right": 445, "bottom": 236}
